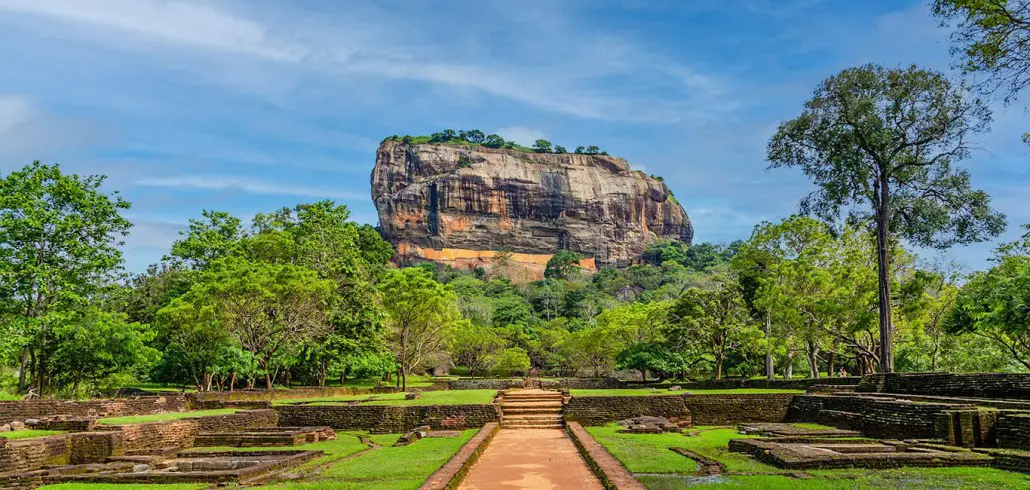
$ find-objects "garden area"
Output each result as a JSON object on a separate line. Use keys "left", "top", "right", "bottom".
{"left": 587, "top": 425, "right": 1030, "bottom": 489}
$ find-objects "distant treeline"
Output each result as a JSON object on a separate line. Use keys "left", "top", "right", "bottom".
{"left": 384, "top": 129, "right": 608, "bottom": 155}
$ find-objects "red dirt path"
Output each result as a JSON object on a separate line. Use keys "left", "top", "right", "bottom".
{"left": 458, "top": 428, "right": 603, "bottom": 489}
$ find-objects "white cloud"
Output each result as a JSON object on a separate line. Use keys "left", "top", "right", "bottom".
{"left": 136, "top": 175, "right": 364, "bottom": 200}
{"left": 0, "top": 94, "right": 107, "bottom": 166}
{"left": 0, "top": 94, "right": 37, "bottom": 132}
{"left": 494, "top": 126, "right": 547, "bottom": 147}
{"left": 0, "top": 0, "right": 730, "bottom": 123}
{"left": 0, "top": 0, "right": 303, "bottom": 61}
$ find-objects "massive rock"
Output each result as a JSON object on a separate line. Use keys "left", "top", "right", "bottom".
{"left": 371, "top": 141, "right": 692, "bottom": 280}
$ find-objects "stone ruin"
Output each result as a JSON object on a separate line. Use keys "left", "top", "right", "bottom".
{"left": 616, "top": 416, "right": 682, "bottom": 434}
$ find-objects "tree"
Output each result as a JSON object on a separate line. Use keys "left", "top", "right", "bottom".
{"left": 768, "top": 64, "right": 1005, "bottom": 373}
{"left": 545, "top": 250, "right": 584, "bottom": 280}
{"left": 533, "top": 139, "right": 553, "bottom": 153}
{"left": 585, "top": 145, "right": 601, "bottom": 155}
{"left": 667, "top": 276, "right": 756, "bottom": 379}
{"left": 494, "top": 347, "right": 531, "bottom": 376}
{"left": 163, "top": 257, "right": 333, "bottom": 389}
{"left": 465, "top": 129, "right": 485, "bottom": 144}
{"left": 554, "top": 145, "right": 568, "bottom": 154}
{"left": 449, "top": 320, "right": 504, "bottom": 377}
{"left": 48, "top": 309, "right": 159, "bottom": 396}
{"left": 0, "top": 162, "right": 132, "bottom": 394}
{"left": 379, "top": 267, "right": 459, "bottom": 389}
{"left": 483, "top": 134, "right": 506, "bottom": 148}
{"left": 946, "top": 230, "right": 1030, "bottom": 369}
{"left": 168, "top": 210, "right": 245, "bottom": 269}
{"left": 616, "top": 342, "right": 683, "bottom": 381}
{"left": 934, "top": 1, "right": 1030, "bottom": 105}
{"left": 574, "top": 146, "right": 586, "bottom": 154}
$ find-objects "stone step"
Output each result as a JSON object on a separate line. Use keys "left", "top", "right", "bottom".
{"left": 501, "top": 422, "right": 565, "bottom": 429}
{"left": 503, "top": 397, "right": 562, "bottom": 403}
{"left": 500, "top": 401, "right": 560, "bottom": 409}
{"left": 500, "top": 405, "right": 564, "bottom": 413}
{"left": 502, "top": 413, "right": 563, "bottom": 420}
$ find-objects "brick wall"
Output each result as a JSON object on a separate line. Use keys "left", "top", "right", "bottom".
{"left": 187, "top": 386, "right": 399, "bottom": 405}
{"left": 996, "top": 412, "right": 1030, "bottom": 450}
{"left": 856, "top": 373, "right": 1030, "bottom": 399}
{"left": 564, "top": 396, "right": 690, "bottom": 426}
{"left": 275, "top": 404, "right": 500, "bottom": 433}
{"left": 447, "top": 379, "right": 524, "bottom": 390}
{"left": 538, "top": 378, "right": 622, "bottom": 390}
{"left": 683, "top": 394, "right": 796, "bottom": 425}
{"left": 787, "top": 394, "right": 974, "bottom": 438}
{"left": 190, "top": 409, "right": 277, "bottom": 432}
{"left": 0, "top": 434, "right": 71, "bottom": 472}
{"left": 0, "top": 396, "right": 188, "bottom": 425}
{"left": 681, "top": 377, "right": 861, "bottom": 390}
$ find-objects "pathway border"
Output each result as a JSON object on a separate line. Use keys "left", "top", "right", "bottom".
{"left": 566, "top": 421, "right": 645, "bottom": 490}
{"left": 419, "top": 422, "right": 500, "bottom": 490}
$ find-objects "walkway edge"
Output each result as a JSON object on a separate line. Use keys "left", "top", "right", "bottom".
{"left": 566, "top": 422, "right": 646, "bottom": 490}
{"left": 419, "top": 422, "right": 500, "bottom": 490}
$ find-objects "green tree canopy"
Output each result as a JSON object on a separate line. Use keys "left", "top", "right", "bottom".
{"left": 0, "top": 162, "right": 132, "bottom": 394}
{"left": 768, "top": 64, "right": 1005, "bottom": 372}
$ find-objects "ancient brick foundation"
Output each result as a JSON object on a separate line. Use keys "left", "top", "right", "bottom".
{"left": 787, "top": 394, "right": 974, "bottom": 439}
{"left": 564, "top": 394, "right": 797, "bottom": 426}
{"left": 564, "top": 396, "right": 690, "bottom": 426}
{"left": 683, "top": 394, "right": 796, "bottom": 425}
{"left": 187, "top": 386, "right": 400, "bottom": 406}
{"left": 0, "top": 409, "right": 277, "bottom": 473}
{"left": 0, "top": 396, "right": 188, "bottom": 425}
{"left": 856, "top": 373, "right": 1030, "bottom": 399}
{"left": 681, "top": 376, "right": 861, "bottom": 391}
{"left": 275, "top": 404, "right": 500, "bottom": 433}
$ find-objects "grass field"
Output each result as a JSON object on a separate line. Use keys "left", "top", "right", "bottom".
{"left": 587, "top": 425, "right": 1030, "bottom": 489}
{"left": 0, "top": 429, "right": 66, "bottom": 440}
{"left": 278, "top": 389, "right": 497, "bottom": 406}
{"left": 97, "top": 408, "right": 238, "bottom": 425}
{"left": 570, "top": 388, "right": 804, "bottom": 396}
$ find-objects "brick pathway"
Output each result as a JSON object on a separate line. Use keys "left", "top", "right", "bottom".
{"left": 458, "top": 428, "right": 603, "bottom": 489}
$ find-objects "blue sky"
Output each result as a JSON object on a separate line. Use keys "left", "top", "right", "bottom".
{"left": 1, "top": 0, "right": 1027, "bottom": 273}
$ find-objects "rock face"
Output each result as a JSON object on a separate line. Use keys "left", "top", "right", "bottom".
{"left": 371, "top": 141, "right": 692, "bottom": 280}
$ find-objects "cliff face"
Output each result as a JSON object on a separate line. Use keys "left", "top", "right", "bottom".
{"left": 371, "top": 141, "right": 692, "bottom": 280}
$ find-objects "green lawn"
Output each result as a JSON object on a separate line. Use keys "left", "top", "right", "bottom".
{"left": 40, "top": 485, "right": 207, "bottom": 490}
{"left": 571, "top": 388, "right": 804, "bottom": 396}
{"left": 0, "top": 429, "right": 66, "bottom": 440}
{"left": 257, "top": 429, "right": 477, "bottom": 490}
{"left": 278, "top": 389, "right": 497, "bottom": 406}
{"left": 97, "top": 408, "right": 238, "bottom": 425}
{"left": 587, "top": 425, "right": 1030, "bottom": 489}
{"left": 188, "top": 431, "right": 375, "bottom": 471}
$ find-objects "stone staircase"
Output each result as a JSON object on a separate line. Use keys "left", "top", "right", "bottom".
{"left": 500, "top": 389, "right": 564, "bottom": 429}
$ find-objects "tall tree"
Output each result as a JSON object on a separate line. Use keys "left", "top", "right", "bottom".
{"left": 934, "top": 1, "right": 1030, "bottom": 104}
{"left": 768, "top": 64, "right": 1005, "bottom": 372}
{"left": 379, "top": 267, "right": 459, "bottom": 389}
{"left": 0, "top": 162, "right": 132, "bottom": 394}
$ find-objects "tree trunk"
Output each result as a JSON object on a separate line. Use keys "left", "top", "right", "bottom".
{"left": 827, "top": 350, "right": 836, "bottom": 378}
{"left": 784, "top": 353, "right": 793, "bottom": 379}
{"left": 715, "top": 351, "right": 724, "bottom": 380}
{"left": 230, "top": 372, "right": 236, "bottom": 392}
{"left": 765, "top": 311, "right": 774, "bottom": 381}
{"left": 806, "top": 341, "right": 820, "bottom": 379}
{"left": 17, "top": 349, "right": 28, "bottom": 393}
{"left": 875, "top": 179, "right": 895, "bottom": 373}
{"left": 640, "top": 370, "right": 647, "bottom": 382}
